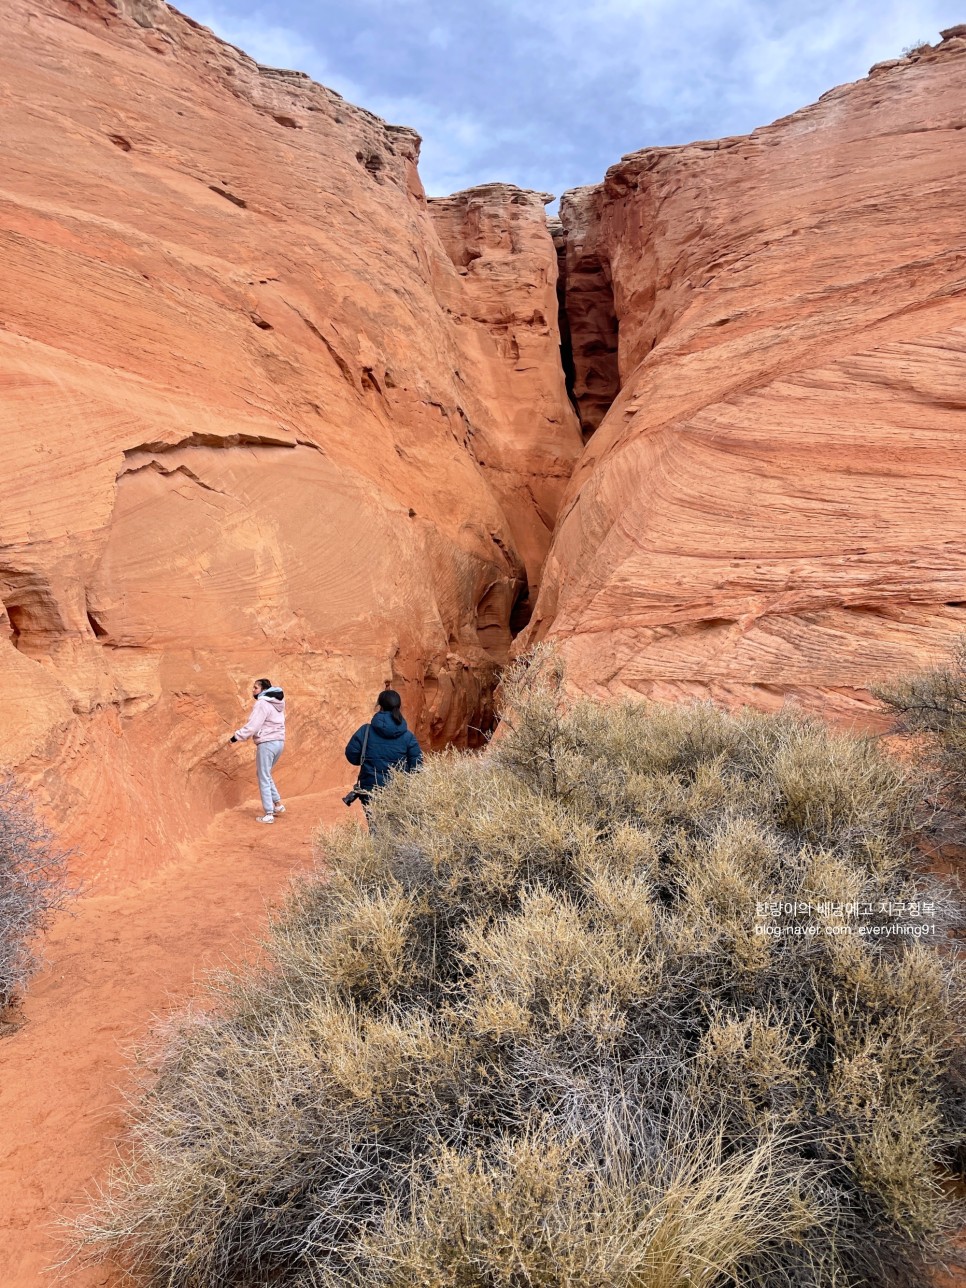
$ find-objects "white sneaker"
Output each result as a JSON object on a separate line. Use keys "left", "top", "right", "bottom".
{"left": 273, "top": 803, "right": 285, "bottom": 814}
{"left": 256, "top": 814, "right": 275, "bottom": 824}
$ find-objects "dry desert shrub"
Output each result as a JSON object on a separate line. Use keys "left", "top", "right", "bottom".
{"left": 78, "top": 652, "right": 965, "bottom": 1286}
{"left": 875, "top": 636, "right": 966, "bottom": 844}
{"left": 0, "top": 775, "right": 73, "bottom": 1017}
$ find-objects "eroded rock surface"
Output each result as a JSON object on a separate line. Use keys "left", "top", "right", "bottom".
{"left": 555, "top": 186, "right": 619, "bottom": 439}
{"left": 5, "top": 0, "right": 966, "bottom": 892}
{"left": 429, "top": 184, "right": 582, "bottom": 611}
{"left": 532, "top": 29, "right": 966, "bottom": 723}
{"left": 0, "top": 0, "right": 581, "bottom": 883}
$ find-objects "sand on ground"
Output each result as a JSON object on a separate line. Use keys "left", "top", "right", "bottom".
{"left": 0, "top": 789, "right": 349, "bottom": 1286}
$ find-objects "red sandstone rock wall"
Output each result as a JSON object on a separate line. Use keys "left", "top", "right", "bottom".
{"left": 0, "top": 0, "right": 581, "bottom": 884}
{"left": 428, "top": 185, "right": 582, "bottom": 610}
{"left": 531, "top": 28, "right": 966, "bottom": 723}
{"left": 7, "top": 0, "right": 966, "bottom": 891}
{"left": 554, "top": 188, "right": 620, "bottom": 439}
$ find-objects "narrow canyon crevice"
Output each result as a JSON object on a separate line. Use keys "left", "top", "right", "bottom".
{"left": 424, "top": 181, "right": 584, "bottom": 619}
{"left": 553, "top": 189, "right": 621, "bottom": 439}
{"left": 548, "top": 216, "right": 580, "bottom": 426}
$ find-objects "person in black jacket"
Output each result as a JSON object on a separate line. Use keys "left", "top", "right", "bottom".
{"left": 345, "top": 689, "right": 422, "bottom": 825}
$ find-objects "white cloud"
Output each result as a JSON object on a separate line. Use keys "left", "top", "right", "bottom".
{"left": 482, "top": 0, "right": 959, "bottom": 131}
{"left": 177, "top": 0, "right": 966, "bottom": 202}
{"left": 186, "top": 4, "right": 502, "bottom": 192}
{"left": 187, "top": 4, "right": 365, "bottom": 102}
{"left": 367, "top": 94, "right": 518, "bottom": 193}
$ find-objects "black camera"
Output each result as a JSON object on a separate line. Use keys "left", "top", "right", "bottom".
{"left": 342, "top": 789, "right": 360, "bottom": 807}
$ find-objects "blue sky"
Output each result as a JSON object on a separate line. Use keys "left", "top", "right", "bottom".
{"left": 186, "top": 0, "right": 964, "bottom": 200}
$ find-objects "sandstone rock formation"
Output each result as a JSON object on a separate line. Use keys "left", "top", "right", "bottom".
{"left": 6, "top": 11, "right": 966, "bottom": 1287}
{"left": 553, "top": 189, "right": 620, "bottom": 439}
{"left": 4, "top": 0, "right": 966, "bottom": 896}
{"left": 531, "top": 27, "right": 966, "bottom": 723}
{"left": 429, "top": 185, "right": 578, "bottom": 610}
{"left": 0, "top": 0, "right": 581, "bottom": 884}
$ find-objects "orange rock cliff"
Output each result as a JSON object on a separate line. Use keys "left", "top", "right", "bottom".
{"left": 0, "top": 0, "right": 582, "bottom": 883}
{"left": 3, "top": 0, "right": 966, "bottom": 879}
{"left": 532, "top": 27, "right": 966, "bottom": 719}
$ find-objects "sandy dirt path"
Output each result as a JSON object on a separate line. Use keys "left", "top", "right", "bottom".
{"left": 0, "top": 789, "right": 346, "bottom": 1286}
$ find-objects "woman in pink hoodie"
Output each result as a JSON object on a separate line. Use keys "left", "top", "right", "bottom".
{"left": 230, "top": 678, "right": 286, "bottom": 823}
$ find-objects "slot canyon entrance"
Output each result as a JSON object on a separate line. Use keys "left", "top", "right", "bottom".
{"left": 552, "top": 197, "right": 621, "bottom": 440}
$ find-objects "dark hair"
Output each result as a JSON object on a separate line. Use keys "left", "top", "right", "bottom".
{"left": 255, "top": 678, "right": 272, "bottom": 692}
{"left": 377, "top": 689, "right": 403, "bottom": 725}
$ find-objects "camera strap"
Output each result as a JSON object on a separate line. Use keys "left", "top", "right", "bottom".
{"left": 355, "top": 723, "right": 371, "bottom": 790}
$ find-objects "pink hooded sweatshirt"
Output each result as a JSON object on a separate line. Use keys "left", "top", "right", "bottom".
{"left": 234, "top": 686, "right": 286, "bottom": 744}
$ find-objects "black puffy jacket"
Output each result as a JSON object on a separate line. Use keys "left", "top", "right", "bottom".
{"left": 345, "top": 711, "right": 423, "bottom": 791}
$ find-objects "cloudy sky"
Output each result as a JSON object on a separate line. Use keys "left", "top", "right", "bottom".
{"left": 186, "top": 0, "right": 962, "bottom": 200}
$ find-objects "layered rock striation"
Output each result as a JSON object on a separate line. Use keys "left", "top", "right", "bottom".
{"left": 5, "top": 0, "right": 966, "bottom": 887}
{"left": 429, "top": 185, "right": 580, "bottom": 612}
{"left": 0, "top": 0, "right": 581, "bottom": 882}
{"left": 553, "top": 187, "right": 620, "bottom": 439}
{"left": 532, "top": 28, "right": 966, "bottom": 722}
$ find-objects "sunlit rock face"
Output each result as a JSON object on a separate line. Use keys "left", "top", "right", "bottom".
{"left": 530, "top": 28, "right": 966, "bottom": 724}
{"left": 0, "top": 0, "right": 581, "bottom": 883}
{"left": 428, "top": 184, "right": 582, "bottom": 617}
{"left": 5, "top": 0, "right": 966, "bottom": 887}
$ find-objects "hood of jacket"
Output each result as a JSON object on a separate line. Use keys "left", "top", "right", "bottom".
{"left": 371, "top": 710, "right": 407, "bottom": 739}
{"left": 259, "top": 686, "right": 285, "bottom": 710}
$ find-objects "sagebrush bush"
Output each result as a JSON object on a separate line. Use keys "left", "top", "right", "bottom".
{"left": 876, "top": 636, "right": 966, "bottom": 844}
{"left": 78, "top": 651, "right": 965, "bottom": 1286}
{"left": 0, "top": 775, "right": 73, "bottom": 1016}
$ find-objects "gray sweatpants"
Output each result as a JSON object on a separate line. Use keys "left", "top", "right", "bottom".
{"left": 255, "top": 740, "right": 284, "bottom": 814}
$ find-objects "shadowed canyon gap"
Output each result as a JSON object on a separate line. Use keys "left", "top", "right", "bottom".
{"left": 1, "top": 0, "right": 966, "bottom": 887}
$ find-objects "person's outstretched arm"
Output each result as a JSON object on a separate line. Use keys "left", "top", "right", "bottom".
{"left": 233, "top": 702, "right": 267, "bottom": 742}
{"left": 345, "top": 726, "right": 364, "bottom": 765}
{"left": 406, "top": 733, "right": 423, "bottom": 771}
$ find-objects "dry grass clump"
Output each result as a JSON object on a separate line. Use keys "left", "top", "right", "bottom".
{"left": 0, "top": 776, "right": 73, "bottom": 1018}
{"left": 78, "top": 651, "right": 965, "bottom": 1286}
{"left": 876, "top": 636, "right": 966, "bottom": 845}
